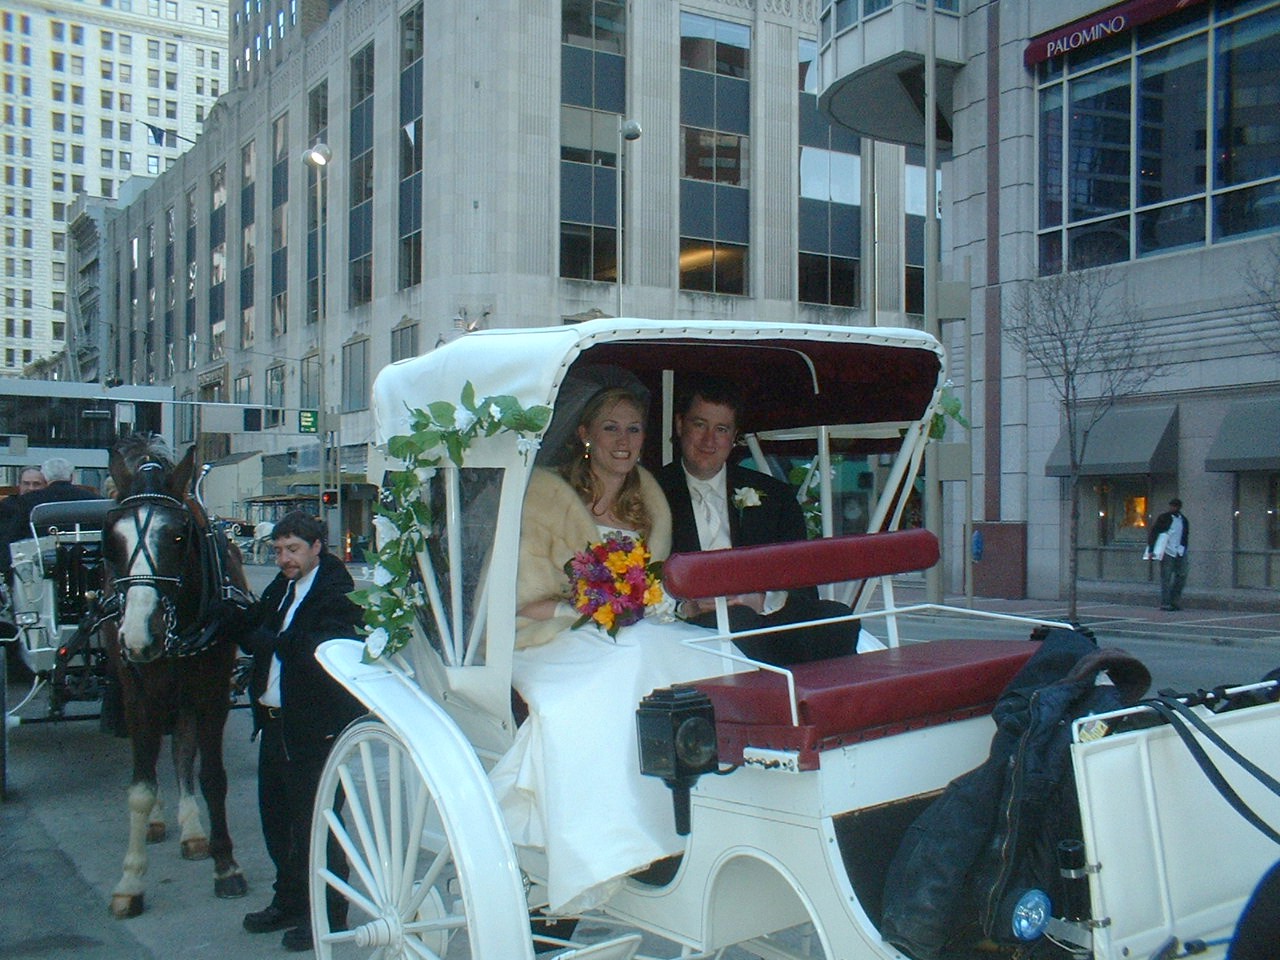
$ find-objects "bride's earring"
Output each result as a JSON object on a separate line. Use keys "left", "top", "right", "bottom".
{"left": 583, "top": 440, "right": 591, "bottom": 460}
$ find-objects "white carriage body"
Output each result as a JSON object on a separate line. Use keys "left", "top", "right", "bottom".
{"left": 312, "top": 319, "right": 1279, "bottom": 960}
{"left": 7, "top": 499, "right": 114, "bottom": 675}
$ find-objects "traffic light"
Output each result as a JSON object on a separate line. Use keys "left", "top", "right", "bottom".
{"left": 321, "top": 490, "right": 337, "bottom": 507}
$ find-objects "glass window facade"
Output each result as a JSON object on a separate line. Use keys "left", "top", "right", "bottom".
{"left": 306, "top": 81, "right": 328, "bottom": 326}
{"left": 559, "top": 0, "right": 628, "bottom": 283}
{"left": 1037, "top": 2, "right": 1280, "bottom": 273}
{"left": 798, "top": 39, "right": 861, "bottom": 307}
{"left": 349, "top": 44, "right": 374, "bottom": 307}
{"left": 679, "top": 11, "right": 749, "bottom": 295}
{"left": 270, "top": 112, "right": 288, "bottom": 336}
{"left": 399, "top": 4, "right": 423, "bottom": 291}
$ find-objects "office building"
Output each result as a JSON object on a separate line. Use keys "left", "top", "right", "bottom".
{"left": 0, "top": 0, "right": 227, "bottom": 378}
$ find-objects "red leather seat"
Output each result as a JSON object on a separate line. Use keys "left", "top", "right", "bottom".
{"left": 694, "top": 639, "right": 1037, "bottom": 770}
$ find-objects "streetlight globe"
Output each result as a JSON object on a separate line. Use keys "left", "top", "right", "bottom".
{"left": 621, "top": 119, "right": 642, "bottom": 142}
{"left": 302, "top": 142, "right": 332, "bottom": 168}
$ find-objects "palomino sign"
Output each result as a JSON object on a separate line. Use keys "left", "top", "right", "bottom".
{"left": 1024, "top": 0, "right": 1206, "bottom": 67}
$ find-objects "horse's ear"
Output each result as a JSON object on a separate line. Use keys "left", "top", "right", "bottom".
{"left": 108, "top": 442, "right": 131, "bottom": 499}
{"left": 171, "top": 445, "right": 198, "bottom": 497}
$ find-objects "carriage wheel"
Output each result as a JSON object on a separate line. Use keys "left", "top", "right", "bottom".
{"left": 310, "top": 718, "right": 516, "bottom": 959}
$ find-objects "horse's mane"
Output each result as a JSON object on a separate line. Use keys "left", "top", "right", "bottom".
{"left": 112, "top": 433, "right": 177, "bottom": 498}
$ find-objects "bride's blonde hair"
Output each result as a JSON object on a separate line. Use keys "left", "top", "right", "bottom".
{"left": 559, "top": 386, "right": 652, "bottom": 537}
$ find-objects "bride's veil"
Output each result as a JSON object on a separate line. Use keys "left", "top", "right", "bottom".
{"left": 535, "top": 363, "right": 650, "bottom": 468}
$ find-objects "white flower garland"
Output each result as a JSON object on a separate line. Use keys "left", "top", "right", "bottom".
{"left": 349, "top": 382, "right": 551, "bottom": 662}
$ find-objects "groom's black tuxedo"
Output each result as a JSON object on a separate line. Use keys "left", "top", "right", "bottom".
{"left": 657, "top": 460, "right": 856, "bottom": 665}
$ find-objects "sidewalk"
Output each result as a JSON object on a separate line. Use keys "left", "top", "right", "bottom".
{"left": 886, "top": 580, "right": 1280, "bottom": 645}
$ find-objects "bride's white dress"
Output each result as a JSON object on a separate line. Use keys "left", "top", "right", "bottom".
{"left": 490, "top": 595, "right": 745, "bottom": 913}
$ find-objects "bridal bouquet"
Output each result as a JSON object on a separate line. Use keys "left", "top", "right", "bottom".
{"left": 565, "top": 533, "right": 664, "bottom": 638}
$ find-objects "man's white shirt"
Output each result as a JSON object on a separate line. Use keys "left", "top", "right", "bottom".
{"left": 259, "top": 564, "right": 319, "bottom": 709}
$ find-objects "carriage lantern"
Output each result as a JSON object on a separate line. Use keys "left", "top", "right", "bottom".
{"left": 636, "top": 685, "right": 718, "bottom": 835}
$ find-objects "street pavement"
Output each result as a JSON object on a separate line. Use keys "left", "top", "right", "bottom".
{"left": 1, "top": 564, "right": 1276, "bottom": 959}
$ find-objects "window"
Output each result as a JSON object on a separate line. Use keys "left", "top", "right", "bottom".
{"left": 559, "top": 0, "right": 628, "bottom": 282}
{"left": 678, "top": 12, "right": 750, "bottom": 294}
{"left": 1037, "top": 3, "right": 1280, "bottom": 273}
{"left": 341, "top": 338, "right": 370, "bottom": 411}
{"left": 391, "top": 322, "right": 419, "bottom": 362}
{"left": 349, "top": 44, "right": 374, "bottom": 306}
{"left": 798, "top": 42, "right": 862, "bottom": 308}
{"left": 399, "top": 4, "right": 424, "bottom": 290}
{"left": 307, "top": 81, "right": 328, "bottom": 323}
{"left": 266, "top": 365, "right": 284, "bottom": 427}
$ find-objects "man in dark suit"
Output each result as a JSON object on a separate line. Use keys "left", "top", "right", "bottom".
{"left": 236, "top": 510, "right": 364, "bottom": 952}
{"left": 0, "top": 458, "right": 97, "bottom": 575}
{"left": 657, "top": 376, "right": 856, "bottom": 665}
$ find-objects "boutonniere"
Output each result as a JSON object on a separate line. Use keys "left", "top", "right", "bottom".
{"left": 732, "top": 487, "right": 766, "bottom": 513}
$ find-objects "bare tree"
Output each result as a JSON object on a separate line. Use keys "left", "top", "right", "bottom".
{"left": 1006, "top": 267, "right": 1166, "bottom": 618}
{"left": 1242, "top": 237, "right": 1280, "bottom": 355}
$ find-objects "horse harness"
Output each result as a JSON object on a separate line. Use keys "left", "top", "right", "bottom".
{"left": 106, "top": 462, "right": 253, "bottom": 658}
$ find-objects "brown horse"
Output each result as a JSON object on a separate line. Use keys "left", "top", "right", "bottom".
{"left": 101, "top": 434, "right": 251, "bottom": 917}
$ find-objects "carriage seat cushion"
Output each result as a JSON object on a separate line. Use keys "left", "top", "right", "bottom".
{"left": 693, "top": 639, "right": 1038, "bottom": 763}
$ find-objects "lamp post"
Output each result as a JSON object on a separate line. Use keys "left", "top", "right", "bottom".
{"left": 302, "top": 142, "right": 340, "bottom": 547}
{"left": 616, "top": 117, "right": 642, "bottom": 318}
{"left": 923, "top": 1, "right": 943, "bottom": 604}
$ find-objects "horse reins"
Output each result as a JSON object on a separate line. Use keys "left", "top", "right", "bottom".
{"left": 108, "top": 461, "right": 251, "bottom": 659}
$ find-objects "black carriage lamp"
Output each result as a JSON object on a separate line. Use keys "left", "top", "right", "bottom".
{"left": 636, "top": 686, "right": 719, "bottom": 835}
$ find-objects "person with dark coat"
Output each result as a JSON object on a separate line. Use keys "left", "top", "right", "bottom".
{"left": 0, "top": 458, "right": 97, "bottom": 575}
{"left": 235, "top": 510, "right": 364, "bottom": 952}
{"left": 1147, "top": 497, "right": 1189, "bottom": 611}
{"left": 656, "top": 375, "right": 856, "bottom": 665}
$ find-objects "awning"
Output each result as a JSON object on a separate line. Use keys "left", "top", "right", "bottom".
{"left": 1045, "top": 405, "right": 1178, "bottom": 477}
{"left": 1205, "top": 399, "right": 1280, "bottom": 472}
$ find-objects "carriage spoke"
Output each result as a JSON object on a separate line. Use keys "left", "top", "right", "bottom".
{"left": 317, "top": 865, "right": 382, "bottom": 921}
{"left": 402, "top": 845, "right": 452, "bottom": 919}
{"left": 337, "top": 761, "right": 392, "bottom": 903}
{"left": 323, "top": 807, "right": 388, "bottom": 907}
{"left": 396, "top": 763, "right": 432, "bottom": 908}
{"left": 358, "top": 739, "right": 395, "bottom": 893}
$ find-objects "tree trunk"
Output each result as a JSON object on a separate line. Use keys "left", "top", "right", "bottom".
{"left": 1067, "top": 473, "right": 1080, "bottom": 620}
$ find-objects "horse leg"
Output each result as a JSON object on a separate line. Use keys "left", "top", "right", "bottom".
{"left": 195, "top": 688, "right": 247, "bottom": 899}
{"left": 172, "top": 713, "right": 210, "bottom": 860}
{"left": 111, "top": 721, "right": 164, "bottom": 918}
{"left": 146, "top": 785, "right": 166, "bottom": 843}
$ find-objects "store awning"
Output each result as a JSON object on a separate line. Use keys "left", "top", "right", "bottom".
{"left": 1045, "top": 405, "right": 1178, "bottom": 477}
{"left": 1205, "top": 399, "right": 1280, "bottom": 472}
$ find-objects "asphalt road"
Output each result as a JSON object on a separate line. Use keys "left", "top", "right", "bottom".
{"left": 2, "top": 567, "right": 1276, "bottom": 960}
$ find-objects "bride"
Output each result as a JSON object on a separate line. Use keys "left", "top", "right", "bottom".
{"left": 490, "top": 373, "right": 740, "bottom": 915}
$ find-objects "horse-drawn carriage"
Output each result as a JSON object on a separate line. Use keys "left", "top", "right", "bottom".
{"left": 1, "top": 497, "right": 123, "bottom": 792}
{"left": 307, "top": 319, "right": 1279, "bottom": 960}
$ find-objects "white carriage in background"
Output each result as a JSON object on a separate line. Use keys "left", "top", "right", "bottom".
{"left": 1, "top": 498, "right": 121, "bottom": 794}
{"left": 310, "top": 319, "right": 1280, "bottom": 960}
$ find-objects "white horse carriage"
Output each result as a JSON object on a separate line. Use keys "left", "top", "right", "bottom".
{"left": 311, "top": 319, "right": 1279, "bottom": 960}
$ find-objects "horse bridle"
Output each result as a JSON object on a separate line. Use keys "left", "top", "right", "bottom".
{"left": 107, "top": 461, "right": 251, "bottom": 658}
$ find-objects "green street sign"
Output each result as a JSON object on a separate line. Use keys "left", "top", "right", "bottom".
{"left": 299, "top": 409, "right": 319, "bottom": 434}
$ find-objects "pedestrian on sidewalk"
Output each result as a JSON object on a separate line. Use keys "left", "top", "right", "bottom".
{"left": 1147, "top": 498, "right": 1189, "bottom": 611}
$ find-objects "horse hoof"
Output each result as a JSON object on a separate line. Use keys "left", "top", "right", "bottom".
{"left": 215, "top": 873, "right": 249, "bottom": 899}
{"left": 110, "top": 894, "right": 144, "bottom": 919}
{"left": 181, "top": 838, "right": 210, "bottom": 860}
{"left": 146, "top": 823, "right": 167, "bottom": 844}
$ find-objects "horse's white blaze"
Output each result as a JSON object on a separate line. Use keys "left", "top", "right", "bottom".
{"left": 114, "top": 521, "right": 163, "bottom": 656}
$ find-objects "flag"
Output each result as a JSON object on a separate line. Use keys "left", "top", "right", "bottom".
{"left": 144, "top": 122, "right": 167, "bottom": 146}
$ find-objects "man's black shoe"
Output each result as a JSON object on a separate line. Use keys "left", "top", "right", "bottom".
{"left": 282, "top": 923, "right": 314, "bottom": 952}
{"left": 243, "top": 903, "right": 304, "bottom": 934}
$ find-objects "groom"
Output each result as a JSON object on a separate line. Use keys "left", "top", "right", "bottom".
{"left": 657, "top": 376, "right": 856, "bottom": 665}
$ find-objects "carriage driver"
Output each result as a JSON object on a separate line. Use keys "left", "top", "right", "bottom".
{"left": 233, "top": 510, "right": 364, "bottom": 952}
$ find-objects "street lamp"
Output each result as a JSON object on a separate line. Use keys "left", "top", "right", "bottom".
{"left": 302, "top": 141, "right": 340, "bottom": 547}
{"left": 616, "top": 117, "right": 642, "bottom": 317}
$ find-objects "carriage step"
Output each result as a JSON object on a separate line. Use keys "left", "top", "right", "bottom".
{"left": 554, "top": 934, "right": 642, "bottom": 960}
